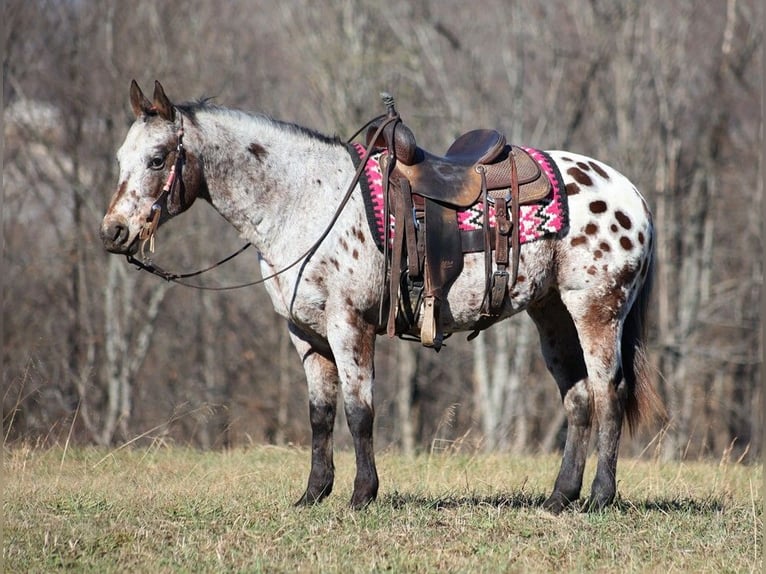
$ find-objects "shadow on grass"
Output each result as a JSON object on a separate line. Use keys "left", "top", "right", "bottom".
{"left": 381, "top": 491, "right": 726, "bottom": 514}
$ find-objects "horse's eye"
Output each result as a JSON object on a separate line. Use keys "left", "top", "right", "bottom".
{"left": 149, "top": 156, "right": 166, "bottom": 170}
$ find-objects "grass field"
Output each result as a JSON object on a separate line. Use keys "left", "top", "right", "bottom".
{"left": 3, "top": 444, "right": 762, "bottom": 573}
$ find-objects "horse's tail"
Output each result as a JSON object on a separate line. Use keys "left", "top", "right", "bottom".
{"left": 622, "top": 236, "right": 666, "bottom": 435}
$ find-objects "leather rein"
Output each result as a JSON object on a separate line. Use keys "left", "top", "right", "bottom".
{"left": 126, "top": 111, "right": 396, "bottom": 291}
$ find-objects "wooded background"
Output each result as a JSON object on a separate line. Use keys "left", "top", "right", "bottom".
{"left": 3, "top": 0, "right": 762, "bottom": 461}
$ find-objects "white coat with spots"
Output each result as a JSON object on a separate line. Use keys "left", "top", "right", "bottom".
{"left": 101, "top": 82, "right": 663, "bottom": 513}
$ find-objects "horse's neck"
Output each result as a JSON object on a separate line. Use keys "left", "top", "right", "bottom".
{"left": 192, "top": 111, "right": 352, "bottom": 258}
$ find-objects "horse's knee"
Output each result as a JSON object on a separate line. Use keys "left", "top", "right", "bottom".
{"left": 563, "top": 381, "right": 592, "bottom": 427}
{"left": 310, "top": 400, "right": 336, "bottom": 431}
{"left": 345, "top": 399, "right": 374, "bottom": 438}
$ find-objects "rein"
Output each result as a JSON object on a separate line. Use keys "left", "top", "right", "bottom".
{"left": 126, "top": 110, "right": 393, "bottom": 291}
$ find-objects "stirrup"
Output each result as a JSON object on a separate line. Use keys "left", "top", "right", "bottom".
{"left": 420, "top": 296, "right": 442, "bottom": 350}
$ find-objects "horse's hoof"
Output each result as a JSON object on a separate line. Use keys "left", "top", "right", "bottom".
{"left": 542, "top": 492, "right": 575, "bottom": 514}
{"left": 294, "top": 486, "right": 332, "bottom": 507}
{"left": 349, "top": 490, "right": 377, "bottom": 510}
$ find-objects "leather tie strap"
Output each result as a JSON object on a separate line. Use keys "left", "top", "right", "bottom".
{"left": 509, "top": 149, "right": 521, "bottom": 289}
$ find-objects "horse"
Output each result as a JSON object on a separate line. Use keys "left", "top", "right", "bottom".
{"left": 100, "top": 80, "right": 662, "bottom": 513}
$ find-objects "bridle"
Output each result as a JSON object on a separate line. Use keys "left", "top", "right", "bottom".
{"left": 125, "top": 104, "right": 400, "bottom": 291}
{"left": 131, "top": 114, "right": 187, "bottom": 264}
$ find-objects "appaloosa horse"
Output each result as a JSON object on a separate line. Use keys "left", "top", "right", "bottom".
{"left": 101, "top": 81, "right": 662, "bottom": 513}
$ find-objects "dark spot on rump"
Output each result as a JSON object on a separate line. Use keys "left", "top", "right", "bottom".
{"left": 576, "top": 161, "right": 591, "bottom": 171}
{"left": 315, "top": 178, "right": 322, "bottom": 185}
{"left": 615, "top": 265, "right": 637, "bottom": 289}
{"left": 352, "top": 249, "right": 359, "bottom": 260}
{"left": 561, "top": 156, "right": 575, "bottom": 163}
{"left": 611, "top": 224, "right": 619, "bottom": 232}
{"left": 594, "top": 250, "right": 603, "bottom": 259}
{"left": 585, "top": 223, "right": 598, "bottom": 235}
{"left": 615, "top": 211, "right": 632, "bottom": 230}
{"left": 565, "top": 182, "right": 580, "bottom": 196}
{"left": 638, "top": 231, "right": 645, "bottom": 245}
{"left": 600, "top": 242, "right": 611, "bottom": 252}
{"left": 516, "top": 275, "right": 526, "bottom": 283}
{"left": 571, "top": 236, "right": 587, "bottom": 247}
{"left": 339, "top": 237, "right": 349, "bottom": 251}
{"left": 620, "top": 236, "right": 633, "bottom": 250}
{"left": 588, "top": 161, "right": 609, "bottom": 179}
{"left": 589, "top": 200, "right": 607, "bottom": 214}
{"left": 568, "top": 167, "right": 593, "bottom": 186}
{"left": 330, "top": 257, "right": 340, "bottom": 270}
{"left": 587, "top": 265, "right": 597, "bottom": 275}
{"left": 248, "top": 142, "right": 268, "bottom": 160}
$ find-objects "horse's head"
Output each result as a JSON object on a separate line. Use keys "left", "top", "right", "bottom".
{"left": 100, "top": 80, "right": 205, "bottom": 255}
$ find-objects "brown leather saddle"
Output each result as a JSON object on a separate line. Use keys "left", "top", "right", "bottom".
{"left": 366, "top": 97, "right": 551, "bottom": 349}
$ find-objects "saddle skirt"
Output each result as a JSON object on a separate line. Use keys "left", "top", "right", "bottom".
{"left": 349, "top": 143, "right": 568, "bottom": 250}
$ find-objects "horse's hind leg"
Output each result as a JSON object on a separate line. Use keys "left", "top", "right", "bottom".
{"left": 527, "top": 292, "right": 591, "bottom": 514}
{"left": 290, "top": 327, "right": 339, "bottom": 506}
{"left": 561, "top": 287, "right": 629, "bottom": 511}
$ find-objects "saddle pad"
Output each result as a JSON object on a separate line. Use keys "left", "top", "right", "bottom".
{"left": 348, "top": 143, "right": 568, "bottom": 252}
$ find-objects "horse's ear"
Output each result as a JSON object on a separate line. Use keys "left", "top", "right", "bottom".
{"left": 130, "top": 80, "right": 153, "bottom": 119}
{"left": 152, "top": 81, "right": 175, "bottom": 122}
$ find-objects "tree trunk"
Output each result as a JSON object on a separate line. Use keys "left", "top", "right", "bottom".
{"left": 101, "top": 259, "right": 170, "bottom": 445}
{"left": 395, "top": 342, "right": 417, "bottom": 456}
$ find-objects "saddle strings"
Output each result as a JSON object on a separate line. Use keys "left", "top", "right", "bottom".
{"left": 127, "top": 113, "right": 396, "bottom": 291}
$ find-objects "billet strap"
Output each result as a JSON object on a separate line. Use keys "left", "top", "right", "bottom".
{"left": 489, "top": 195, "right": 510, "bottom": 312}
{"left": 400, "top": 180, "right": 420, "bottom": 279}
{"left": 387, "top": 180, "right": 409, "bottom": 338}
{"left": 483, "top": 151, "right": 521, "bottom": 316}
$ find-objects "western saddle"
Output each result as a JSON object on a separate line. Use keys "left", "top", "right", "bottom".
{"left": 367, "top": 94, "right": 550, "bottom": 349}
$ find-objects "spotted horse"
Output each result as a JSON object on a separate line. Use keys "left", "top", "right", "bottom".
{"left": 101, "top": 81, "right": 663, "bottom": 513}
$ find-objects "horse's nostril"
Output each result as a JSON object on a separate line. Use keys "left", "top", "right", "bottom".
{"left": 101, "top": 216, "right": 131, "bottom": 251}
{"left": 112, "top": 223, "right": 127, "bottom": 243}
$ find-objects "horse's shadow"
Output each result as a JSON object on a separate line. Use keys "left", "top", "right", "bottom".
{"left": 381, "top": 490, "right": 725, "bottom": 514}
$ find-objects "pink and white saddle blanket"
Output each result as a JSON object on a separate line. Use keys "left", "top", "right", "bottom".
{"left": 348, "top": 143, "right": 568, "bottom": 252}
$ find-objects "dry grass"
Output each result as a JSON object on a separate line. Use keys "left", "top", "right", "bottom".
{"left": 3, "top": 444, "right": 762, "bottom": 573}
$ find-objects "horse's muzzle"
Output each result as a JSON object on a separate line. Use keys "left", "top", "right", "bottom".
{"left": 100, "top": 215, "right": 136, "bottom": 254}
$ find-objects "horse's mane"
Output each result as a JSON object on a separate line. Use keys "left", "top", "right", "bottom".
{"left": 175, "top": 97, "right": 343, "bottom": 146}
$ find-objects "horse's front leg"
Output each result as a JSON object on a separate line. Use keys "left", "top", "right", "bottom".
{"left": 290, "top": 327, "right": 339, "bottom": 506}
{"left": 327, "top": 311, "right": 379, "bottom": 509}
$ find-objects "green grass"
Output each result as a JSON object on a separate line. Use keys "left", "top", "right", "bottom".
{"left": 4, "top": 445, "right": 762, "bottom": 573}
